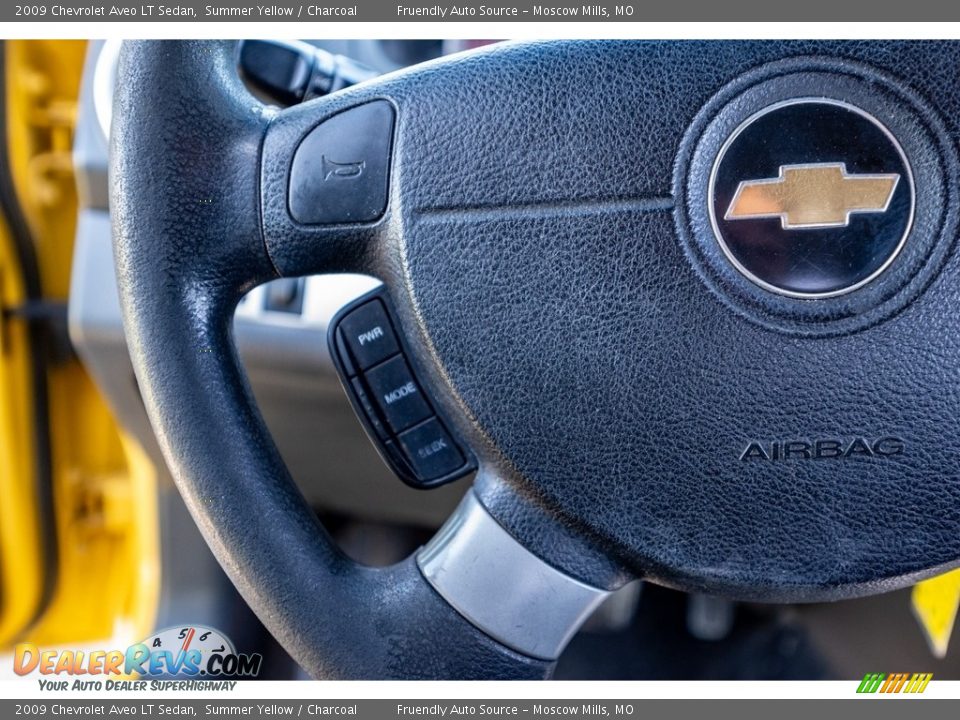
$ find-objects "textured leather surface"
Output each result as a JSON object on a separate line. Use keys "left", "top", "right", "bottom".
{"left": 398, "top": 41, "right": 960, "bottom": 600}
{"left": 111, "top": 41, "right": 552, "bottom": 679}
{"left": 263, "top": 41, "right": 960, "bottom": 600}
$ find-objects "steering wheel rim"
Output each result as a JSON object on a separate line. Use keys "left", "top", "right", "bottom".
{"left": 112, "top": 40, "right": 960, "bottom": 679}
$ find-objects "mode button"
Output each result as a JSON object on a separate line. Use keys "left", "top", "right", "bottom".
{"left": 364, "top": 355, "right": 432, "bottom": 433}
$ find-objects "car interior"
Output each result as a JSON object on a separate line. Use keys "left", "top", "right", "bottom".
{"left": 3, "top": 38, "right": 960, "bottom": 681}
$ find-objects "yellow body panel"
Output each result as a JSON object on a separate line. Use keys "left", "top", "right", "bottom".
{"left": 912, "top": 568, "right": 960, "bottom": 659}
{"left": 0, "top": 40, "right": 159, "bottom": 650}
{"left": 0, "top": 212, "right": 43, "bottom": 645}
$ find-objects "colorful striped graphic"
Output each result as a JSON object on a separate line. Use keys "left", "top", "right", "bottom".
{"left": 857, "top": 672, "right": 933, "bottom": 694}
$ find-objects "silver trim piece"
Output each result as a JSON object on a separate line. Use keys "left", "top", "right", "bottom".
{"left": 93, "top": 39, "right": 121, "bottom": 141}
{"left": 417, "top": 490, "right": 611, "bottom": 661}
{"left": 708, "top": 97, "right": 916, "bottom": 300}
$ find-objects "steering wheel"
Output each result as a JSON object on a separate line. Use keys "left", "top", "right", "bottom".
{"left": 110, "top": 40, "right": 960, "bottom": 679}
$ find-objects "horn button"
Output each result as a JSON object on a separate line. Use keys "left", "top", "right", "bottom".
{"left": 288, "top": 100, "right": 394, "bottom": 225}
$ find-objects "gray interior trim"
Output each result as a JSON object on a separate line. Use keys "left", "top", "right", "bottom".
{"left": 417, "top": 489, "right": 611, "bottom": 661}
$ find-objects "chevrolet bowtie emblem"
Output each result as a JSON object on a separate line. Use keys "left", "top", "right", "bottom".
{"left": 725, "top": 163, "right": 900, "bottom": 229}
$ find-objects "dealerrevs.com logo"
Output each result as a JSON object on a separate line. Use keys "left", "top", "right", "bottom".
{"left": 13, "top": 625, "right": 262, "bottom": 685}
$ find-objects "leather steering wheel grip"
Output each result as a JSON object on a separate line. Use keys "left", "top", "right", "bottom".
{"left": 110, "top": 40, "right": 553, "bottom": 679}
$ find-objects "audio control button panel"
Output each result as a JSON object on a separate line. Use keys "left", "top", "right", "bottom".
{"left": 329, "top": 290, "right": 475, "bottom": 489}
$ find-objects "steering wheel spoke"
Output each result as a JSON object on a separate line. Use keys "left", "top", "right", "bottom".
{"left": 111, "top": 39, "right": 567, "bottom": 680}
{"left": 112, "top": 39, "right": 960, "bottom": 679}
{"left": 261, "top": 93, "right": 397, "bottom": 278}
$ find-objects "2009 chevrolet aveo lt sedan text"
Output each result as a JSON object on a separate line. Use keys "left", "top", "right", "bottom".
{"left": 82, "top": 39, "right": 960, "bottom": 678}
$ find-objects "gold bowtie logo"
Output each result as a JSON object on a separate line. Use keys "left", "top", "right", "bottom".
{"left": 725, "top": 163, "right": 900, "bottom": 229}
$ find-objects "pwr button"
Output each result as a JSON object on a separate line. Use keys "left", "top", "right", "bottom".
{"left": 338, "top": 300, "right": 400, "bottom": 370}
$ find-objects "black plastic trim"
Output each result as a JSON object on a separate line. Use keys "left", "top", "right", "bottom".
{"left": 328, "top": 286, "right": 476, "bottom": 489}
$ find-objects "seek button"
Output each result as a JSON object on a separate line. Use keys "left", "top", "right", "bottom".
{"left": 398, "top": 418, "right": 464, "bottom": 480}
